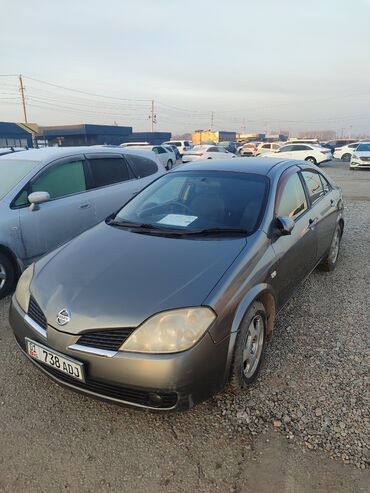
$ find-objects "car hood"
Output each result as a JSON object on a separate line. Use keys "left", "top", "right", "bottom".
{"left": 355, "top": 151, "right": 370, "bottom": 157}
{"left": 31, "top": 222, "right": 246, "bottom": 334}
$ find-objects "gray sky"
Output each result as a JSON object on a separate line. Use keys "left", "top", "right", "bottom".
{"left": 1, "top": 0, "right": 370, "bottom": 135}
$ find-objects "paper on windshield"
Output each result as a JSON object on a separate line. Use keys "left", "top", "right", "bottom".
{"left": 158, "top": 214, "right": 197, "bottom": 227}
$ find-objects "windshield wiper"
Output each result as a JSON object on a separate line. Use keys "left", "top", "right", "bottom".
{"left": 107, "top": 219, "right": 162, "bottom": 230}
{"left": 179, "top": 227, "right": 249, "bottom": 236}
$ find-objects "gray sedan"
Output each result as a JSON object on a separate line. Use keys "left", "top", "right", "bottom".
{"left": 10, "top": 158, "right": 344, "bottom": 411}
{"left": 0, "top": 146, "right": 164, "bottom": 298}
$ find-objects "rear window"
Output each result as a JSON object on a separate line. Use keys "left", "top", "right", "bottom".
{"left": 0, "top": 159, "right": 38, "bottom": 200}
{"left": 126, "top": 154, "right": 158, "bottom": 178}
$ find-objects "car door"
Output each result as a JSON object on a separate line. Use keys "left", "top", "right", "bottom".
{"left": 18, "top": 155, "right": 94, "bottom": 261}
{"left": 152, "top": 146, "right": 168, "bottom": 167}
{"left": 300, "top": 169, "right": 339, "bottom": 262}
{"left": 271, "top": 167, "right": 318, "bottom": 308}
{"left": 276, "top": 144, "right": 295, "bottom": 159}
{"left": 84, "top": 153, "right": 139, "bottom": 221}
{"left": 207, "top": 147, "right": 220, "bottom": 158}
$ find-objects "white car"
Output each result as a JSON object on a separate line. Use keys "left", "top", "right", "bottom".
{"left": 255, "top": 142, "right": 281, "bottom": 155}
{"left": 333, "top": 142, "right": 362, "bottom": 162}
{"left": 350, "top": 142, "right": 370, "bottom": 169}
{"left": 120, "top": 142, "right": 150, "bottom": 147}
{"left": 262, "top": 143, "right": 332, "bottom": 165}
{"left": 239, "top": 142, "right": 262, "bottom": 156}
{"left": 125, "top": 145, "right": 175, "bottom": 170}
{"left": 162, "top": 140, "right": 192, "bottom": 156}
{"left": 182, "top": 145, "right": 237, "bottom": 163}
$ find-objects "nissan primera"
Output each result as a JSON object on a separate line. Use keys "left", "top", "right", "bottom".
{"left": 10, "top": 158, "right": 344, "bottom": 411}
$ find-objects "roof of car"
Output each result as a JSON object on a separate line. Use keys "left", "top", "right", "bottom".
{"left": 173, "top": 158, "right": 290, "bottom": 175}
{"left": 0, "top": 146, "right": 156, "bottom": 162}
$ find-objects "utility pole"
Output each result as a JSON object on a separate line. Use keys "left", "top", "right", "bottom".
{"left": 150, "top": 100, "right": 156, "bottom": 132}
{"left": 210, "top": 111, "right": 214, "bottom": 130}
{"left": 19, "top": 74, "right": 28, "bottom": 123}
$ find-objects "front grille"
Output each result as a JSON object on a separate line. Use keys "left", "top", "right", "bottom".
{"left": 28, "top": 296, "right": 47, "bottom": 331}
{"left": 360, "top": 156, "right": 370, "bottom": 162}
{"left": 77, "top": 328, "right": 134, "bottom": 351}
{"left": 38, "top": 362, "right": 178, "bottom": 409}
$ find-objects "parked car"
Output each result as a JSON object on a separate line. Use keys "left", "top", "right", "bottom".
{"left": 163, "top": 145, "right": 180, "bottom": 162}
{"left": 333, "top": 142, "right": 362, "bottom": 162}
{"left": 127, "top": 145, "right": 175, "bottom": 170}
{"left": 262, "top": 143, "right": 332, "bottom": 165}
{"left": 182, "top": 145, "right": 236, "bottom": 162}
{"left": 239, "top": 142, "right": 262, "bottom": 157}
{"left": 0, "top": 147, "right": 165, "bottom": 298}
{"left": 218, "top": 141, "right": 238, "bottom": 154}
{"left": 10, "top": 158, "right": 344, "bottom": 411}
{"left": 287, "top": 138, "right": 320, "bottom": 145}
{"left": 162, "top": 140, "right": 192, "bottom": 157}
{"left": 322, "top": 139, "right": 358, "bottom": 154}
{"left": 255, "top": 142, "right": 281, "bottom": 155}
{"left": 350, "top": 142, "right": 370, "bottom": 169}
{"left": 0, "top": 147, "right": 27, "bottom": 157}
{"left": 120, "top": 142, "right": 150, "bottom": 147}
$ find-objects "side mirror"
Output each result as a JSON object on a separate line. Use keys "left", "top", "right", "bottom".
{"left": 275, "top": 216, "right": 295, "bottom": 236}
{"left": 28, "top": 191, "right": 51, "bottom": 211}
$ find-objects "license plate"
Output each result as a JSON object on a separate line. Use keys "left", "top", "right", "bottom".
{"left": 26, "top": 338, "right": 85, "bottom": 382}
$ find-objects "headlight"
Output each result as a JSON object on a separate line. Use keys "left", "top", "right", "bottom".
{"left": 352, "top": 154, "right": 359, "bottom": 160}
{"left": 15, "top": 263, "right": 34, "bottom": 312}
{"left": 120, "top": 307, "right": 216, "bottom": 353}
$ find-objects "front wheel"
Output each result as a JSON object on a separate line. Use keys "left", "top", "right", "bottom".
{"left": 305, "top": 156, "right": 317, "bottom": 164}
{"left": 342, "top": 153, "right": 351, "bottom": 162}
{"left": 318, "top": 224, "right": 342, "bottom": 272}
{"left": 166, "top": 160, "right": 173, "bottom": 170}
{"left": 229, "top": 301, "right": 266, "bottom": 392}
{"left": 0, "top": 252, "right": 16, "bottom": 299}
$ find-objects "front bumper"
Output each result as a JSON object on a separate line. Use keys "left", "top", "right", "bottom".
{"left": 350, "top": 160, "right": 370, "bottom": 168}
{"left": 9, "top": 296, "right": 230, "bottom": 411}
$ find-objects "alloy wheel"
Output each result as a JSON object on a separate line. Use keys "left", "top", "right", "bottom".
{"left": 329, "top": 227, "right": 341, "bottom": 264}
{"left": 242, "top": 315, "right": 264, "bottom": 379}
{"left": 0, "top": 264, "right": 6, "bottom": 290}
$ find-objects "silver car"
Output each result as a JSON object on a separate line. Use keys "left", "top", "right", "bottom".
{"left": 0, "top": 146, "right": 164, "bottom": 298}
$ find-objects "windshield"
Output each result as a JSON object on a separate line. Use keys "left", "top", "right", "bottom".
{"left": 356, "top": 143, "right": 370, "bottom": 152}
{"left": 113, "top": 171, "right": 268, "bottom": 235}
{"left": 0, "top": 159, "right": 39, "bottom": 200}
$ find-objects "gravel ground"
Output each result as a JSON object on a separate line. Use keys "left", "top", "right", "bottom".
{"left": 0, "top": 160, "right": 369, "bottom": 492}
{"left": 215, "top": 200, "right": 370, "bottom": 469}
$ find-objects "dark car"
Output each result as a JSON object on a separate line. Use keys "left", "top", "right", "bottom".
{"left": 10, "top": 158, "right": 344, "bottom": 411}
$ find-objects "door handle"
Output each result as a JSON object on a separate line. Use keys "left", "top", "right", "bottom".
{"left": 330, "top": 199, "right": 336, "bottom": 208}
{"left": 79, "top": 203, "right": 90, "bottom": 209}
{"left": 308, "top": 217, "right": 318, "bottom": 230}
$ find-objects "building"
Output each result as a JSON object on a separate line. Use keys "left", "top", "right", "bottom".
{"left": 192, "top": 130, "right": 237, "bottom": 145}
{"left": 236, "top": 133, "right": 265, "bottom": 143}
{"left": 0, "top": 122, "right": 34, "bottom": 148}
{"left": 121, "top": 131, "right": 171, "bottom": 145}
{"left": 36, "top": 124, "right": 133, "bottom": 147}
{"left": 35, "top": 124, "right": 171, "bottom": 147}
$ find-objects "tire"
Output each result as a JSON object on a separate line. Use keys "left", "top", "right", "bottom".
{"left": 305, "top": 156, "right": 317, "bottom": 165}
{"left": 318, "top": 223, "right": 342, "bottom": 272}
{"left": 229, "top": 301, "right": 266, "bottom": 393}
{"left": 207, "top": 157, "right": 212, "bottom": 159}
{"left": 0, "top": 252, "right": 16, "bottom": 300}
{"left": 342, "top": 153, "right": 351, "bottom": 162}
{"left": 166, "top": 160, "right": 173, "bottom": 170}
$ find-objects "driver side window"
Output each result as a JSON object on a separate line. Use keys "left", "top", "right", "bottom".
{"left": 275, "top": 172, "right": 308, "bottom": 220}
